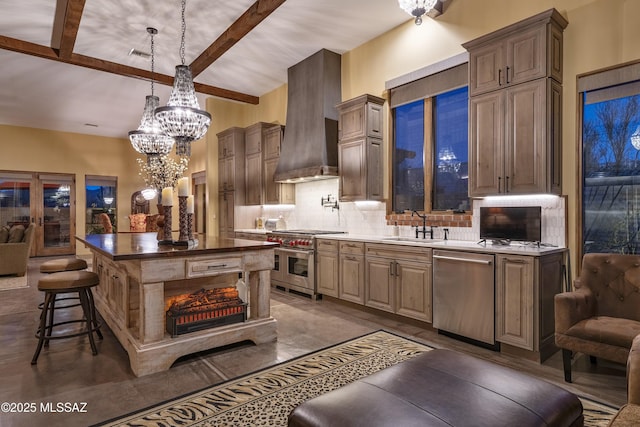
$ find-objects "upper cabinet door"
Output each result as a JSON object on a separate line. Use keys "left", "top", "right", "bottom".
{"left": 505, "top": 25, "right": 545, "bottom": 87}
{"left": 464, "top": 8, "right": 568, "bottom": 97}
{"left": 468, "top": 42, "right": 505, "bottom": 96}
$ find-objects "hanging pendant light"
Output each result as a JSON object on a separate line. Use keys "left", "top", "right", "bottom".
{"left": 129, "top": 27, "right": 175, "bottom": 157}
{"left": 398, "top": 0, "right": 438, "bottom": 25}
{"left": 155, "top": 0, "right": 211, "bottom": 158}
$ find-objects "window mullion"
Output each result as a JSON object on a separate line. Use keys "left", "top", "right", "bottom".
{"left": 424, "top": 98, "right": 434, "bottom": 213}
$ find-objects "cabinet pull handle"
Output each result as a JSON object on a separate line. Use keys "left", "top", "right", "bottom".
{"left": 389, "top": 262, "right": 394, "bottom": 276}
{"left": 433, "top": 255, "right": 493, "bottom": 265}
{"left": 498, "top": 68, "right": 502, "bottom": 86}
{"left": 506, "top": 66, "right": 510, "bottom": 84}
{"left": 504, "top": 258, "right": 526, "bottom": 264}
{"left": 346, "top": 256, "right": 357, "bottom": 261}
{"left": 498, "top": 176, "right": 502, "bottom": 193}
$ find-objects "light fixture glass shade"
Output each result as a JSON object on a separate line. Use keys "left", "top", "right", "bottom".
{"left": 155, "top": 65, "right": 211, "bottom": 157}
{"left": 141, "top": 188, "right": 158, "bottom": 200}
{"left": 632, "top": 125, "right": 640, "bottom": 150}
{"left": 398, "top": 0, "right": 438, "bottom": 25}
{"left": 129, "top": 95, "right": 175, "bottom": 156}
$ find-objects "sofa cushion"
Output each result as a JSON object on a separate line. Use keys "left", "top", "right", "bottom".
{"left": 564, "top": 316, "right": 640, "bottom": 348}
{"left": 7, "top": 225, "right": 25, "bottom": 243}
{"left": 0, "top": 226, "right": 9, "bottom": 243}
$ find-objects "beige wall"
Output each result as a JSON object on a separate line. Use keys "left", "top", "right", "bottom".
{"left": 0, "top": 125, "right": 140, "bottom": 255}
{"left": 213, "top": 0, "right": 640, "bottom": 274}
{"left": 2, "top": 0, "right": 639, "bottom": 269}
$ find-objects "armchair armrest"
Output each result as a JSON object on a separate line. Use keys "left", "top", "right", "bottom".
{"left": 628, "top": 334, "right": 640, "bottom": 405}
{"left": 554, "top": 289, "right": 596, "bottom": 334}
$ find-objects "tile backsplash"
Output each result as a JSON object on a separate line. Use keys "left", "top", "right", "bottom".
{"left": 235, "top": 179, "right": 566, "bottom": 247}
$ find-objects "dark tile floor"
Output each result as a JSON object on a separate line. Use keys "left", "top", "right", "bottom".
{"left": 0, "top": 256, "right": 627, "bottom": 427}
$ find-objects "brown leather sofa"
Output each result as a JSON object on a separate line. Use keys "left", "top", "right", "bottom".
{"left": 288, "top": 349, "right": 583, "bottom": 427}
{"left": 608, "top": 334, "right": 640, "bottom": 426}
{"left": 555, "top": 253, "right": 640, "bottom": 383}
{"left": 0, "top": 223, "right": 35, "bottom": 277}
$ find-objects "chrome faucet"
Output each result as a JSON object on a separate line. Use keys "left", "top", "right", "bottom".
{"left": 411, "top": 210, "right": 433, "bottom": 239}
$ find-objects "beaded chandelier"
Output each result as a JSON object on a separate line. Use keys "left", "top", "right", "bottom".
{"left": 154, "top": 0, "right": 211, "bottom": 157}
{"left": 398, "top": 0, "right": 438, "bottom": 25}
{"left": 128, "top": 28, "right": 175, "bottom": 157}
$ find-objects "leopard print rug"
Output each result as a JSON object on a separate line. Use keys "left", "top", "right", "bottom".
{"left": 97, "top": 330, "right": 617, "bottom": 427}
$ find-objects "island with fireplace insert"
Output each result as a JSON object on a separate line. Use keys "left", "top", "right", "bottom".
{"left": 76, "top": 232, "right": 278, "bottom": 376}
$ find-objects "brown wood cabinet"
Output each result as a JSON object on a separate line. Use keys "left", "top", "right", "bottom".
{"left": 495, "top": 251, "right": 565, "bottom": 361}
{"left": 316, "top": 239, "right": 339, "bottom": 297}
{"left": 216, "top": 127, "right": 245, "bottom": 238}
{"left": 337, "top": 94, "right": 385, "bottom": 201}
{"left": 366, "top": 243, "right": 432, "bottom": 322}
{"left": 244, "top": 122, "right": 268, "bottom": 205}
{"left": 469, "top": 78, "right": 562, "bottom": 195}
{"left": 217, "top": 127, "right": 245, "bottom": 192}
{"left": 464, "top": 9, "right": 567, "bottom": 197}
{"left": 244, "top": 123, "right": 294, "bottom": 205}
{"left": 465, "top": 9, "right": 565, "bottom": 97}
{"left": 339, "top": 241, "right": 365, "bottom": 304}
{"left": 264, "top": 125, "right": 295, "bottom": 205}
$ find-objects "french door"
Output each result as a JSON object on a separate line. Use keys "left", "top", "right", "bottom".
{"left": 0, "top": 172, "right": 76, "bottom": 256}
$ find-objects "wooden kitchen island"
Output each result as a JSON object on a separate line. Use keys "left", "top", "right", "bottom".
{"left": 76, "top": 232, "right": 278, "bottom": 376}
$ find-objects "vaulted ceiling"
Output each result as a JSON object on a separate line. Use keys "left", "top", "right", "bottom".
{"left": 0, "top": 0, "right": 446, "bottom": 139}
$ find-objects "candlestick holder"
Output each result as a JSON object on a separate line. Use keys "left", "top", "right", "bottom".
{"left": 177, "top": 196, "right": 189, "bottom": 242}
{"left": 158, "top": 205, "right": 173, "bottom": 245}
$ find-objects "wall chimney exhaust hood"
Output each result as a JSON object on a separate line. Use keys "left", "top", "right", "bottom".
{"left": 274, "top": 49, "right": 342, "bottom": 183}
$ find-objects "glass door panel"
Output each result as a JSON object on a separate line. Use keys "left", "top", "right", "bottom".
{"left": 37, "top": 174, "right": 75, "bottom": 256}
{"left": 0, "top": 173, "right": 33, "bottom": 237}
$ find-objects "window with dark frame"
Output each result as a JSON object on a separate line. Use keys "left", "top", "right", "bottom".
{"left": 390, "top": 63, "right": 469, "bottom": 213}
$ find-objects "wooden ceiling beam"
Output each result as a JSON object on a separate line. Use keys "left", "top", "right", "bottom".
{"left": 57, "top": 0, "right": 86, "bottom": 59}
{"left": 0, "top": 35, "right": 259, "bottom": 104}
{"left": 190, "top": 0, "right": 287, "bottom": 77}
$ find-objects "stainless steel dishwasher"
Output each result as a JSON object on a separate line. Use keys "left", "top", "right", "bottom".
{"left": 432, "top": 250, "right": 495, "bottom": 345}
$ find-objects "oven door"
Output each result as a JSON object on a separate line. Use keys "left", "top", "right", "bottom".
{"left": 274, "top": 247, "right": 314, "bottom": 292}
{"left": 272, "top": 248, "right": 285, "bottom": 283}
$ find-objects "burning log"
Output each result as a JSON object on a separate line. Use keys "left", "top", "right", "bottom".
{"left": 166, "top": 287, "right": 247, "bottom": 337}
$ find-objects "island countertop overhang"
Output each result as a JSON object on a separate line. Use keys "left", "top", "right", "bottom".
{"left": 76, "top": 232, "right": 279, "bottom": 261}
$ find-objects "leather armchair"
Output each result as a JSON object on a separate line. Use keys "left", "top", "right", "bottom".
{"left": 555, "top": 253, "right": 640, "bottom": 383}
{"left": 608, "top": 334, "right": 640, "bottom": 425}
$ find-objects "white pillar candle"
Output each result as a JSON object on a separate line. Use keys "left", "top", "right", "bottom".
{"left": 177, "top": 177, "right": 190, "bottom": 197}
{"left": 162, "top": 187, "right": 173, "bottom": 205}
{"left": 186, "top": 195, "right": 195, "bottom": 214}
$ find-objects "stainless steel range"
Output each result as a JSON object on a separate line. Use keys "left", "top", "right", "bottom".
{"left": 266, "top": 230, "right": 344, "bottom": 299}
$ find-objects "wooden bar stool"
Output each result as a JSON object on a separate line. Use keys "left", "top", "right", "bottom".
{"left": 31, "top": 270, "right": 103, "bottom": 365}
{"left": 38, "top": 258, "right": 88, "bottom": 310}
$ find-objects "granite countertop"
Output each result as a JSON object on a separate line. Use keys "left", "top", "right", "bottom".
{"left": 77, "top": 232, "right": 277, "bottom": 261}
{"left": 314, "top": 233, "right": 567, "bottom": 256}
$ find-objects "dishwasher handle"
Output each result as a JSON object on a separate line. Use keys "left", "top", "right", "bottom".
{"left": 433, "top": 254, "right": 493, "bottom": 265}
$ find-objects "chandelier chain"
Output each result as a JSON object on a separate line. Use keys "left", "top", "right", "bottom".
{"left": 180, "top": 0, "right": 187, "bottom": 65}
{"left": 150, "top": 31, "right": 155, "bottom": 96}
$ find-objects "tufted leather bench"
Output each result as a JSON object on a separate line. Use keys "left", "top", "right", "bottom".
{"left": 288, "top": 349, "right": 583, "bottom": 427}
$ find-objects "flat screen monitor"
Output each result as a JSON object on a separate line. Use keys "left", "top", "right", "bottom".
{"left": 479, "top": 206, "right": 541, "bottom": 243}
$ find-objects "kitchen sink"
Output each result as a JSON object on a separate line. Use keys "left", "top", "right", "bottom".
{"left": 382, "top": 237, "right": 443, "bottom": 244}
